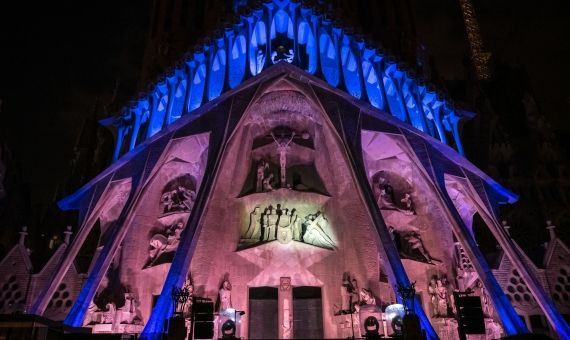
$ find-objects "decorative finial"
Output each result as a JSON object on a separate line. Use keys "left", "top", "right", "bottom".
{"left": 19, "top": 226, "right": 28, "bottom": 245}
{"left": 64, "top": 225, "right": 73, "bottom": 244}
{"left": 546, "top": 220, "right": 556, "bottom": 241}
{"left": 502, "top": 220, "right": 511, "bottom": 236}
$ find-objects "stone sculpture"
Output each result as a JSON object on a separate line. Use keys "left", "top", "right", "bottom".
{"left": 302, "top": 212, "right": 335, "bottom": 249}
{"left": 271, "top": 129, "right": 295, "bottom": 188}
{"left": 262, "top": 173, "right": 275, "bottom": 192}
{"left": 256, "top": 159, "right": 269, "bottom": 192}
{"left": 428, "top": 276, "right": 451, "bottom": 317}
{"left": 359, "top": 288, "right": 376, "bottom": 306}
{"left": 218, "top": 280, "right": 232, "bottom": 312}
{"left": 160, "top": 186, "right": 196, "bottom": 214}
{"left": 148, "top": 222, "right": 184, "bottom": 265}
{"left": 239, "top": 204, "right": 334, "bottom": 249}
{"left": 374, "top": 176, "right": 416, "bottom": 215}
{"left": 389, "top": 227, "right": 433, "bottom": 264}
{"left": 375, "top": 177, "right": 397, "bottom": 210}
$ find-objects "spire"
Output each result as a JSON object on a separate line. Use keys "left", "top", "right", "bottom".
{"left": 458, "top": 0, "right": 491, "bottom": 80}
{"left": 64, "top": 225, "right": 73, "bottom": 244}
{"left": 18, "top": 226, "right": 28, "bottom": 245}
{"left": 546, "top": 220, "right": 556, "bottom": 241}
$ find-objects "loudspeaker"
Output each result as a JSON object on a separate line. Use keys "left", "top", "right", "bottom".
{"left": 456, "top": 295, "right": 485, "bottom": 334}
{"left": 194, "top": 321, "right": 214, "bottom": 339}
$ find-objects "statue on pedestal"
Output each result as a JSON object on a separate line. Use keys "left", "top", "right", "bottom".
{"left": 218, "top": 280, "right": 232, "bottom": 313}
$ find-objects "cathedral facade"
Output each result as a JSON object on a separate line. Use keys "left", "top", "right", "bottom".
{"left": 1, "top": 1, "right": 568, "bottom": 339}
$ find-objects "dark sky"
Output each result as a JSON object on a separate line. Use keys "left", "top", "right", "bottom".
{"left": 1, "top": 0, "right": 568, "bottom": 208}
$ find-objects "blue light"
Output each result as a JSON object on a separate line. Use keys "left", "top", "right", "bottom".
{"left": 402, "top": 86, "right": 425, "bottom": 132}
{"left": 362, "top": 59, "right": 384, "bottom": 109}
{"left": 167, "top": 80, "right": 186, "bottom": 124}
{"left": 319, "top": 32, "right": 339, "bottom": 87}
{"left": 341, "top": 43, "right": 362, "bottom": 98}
{"left": 229, "top": 34, "right": 247, "bottom": 88}
{"left": 249, "top": 20, "right": 267, "bottom": 75}
{"left": 208, "top": 48, "right": 226, "bottom": 100}
{"left": 297, "top": 20, "right": 317, "bottom": 74}
{"left": 187, "top": 61, "right": 206, "bottom": 112}
{"left": 383, "top": 75, "right": 407, "bottom": 122}
{"left": 148, "top": 92, "right": 168, "bottom": 138}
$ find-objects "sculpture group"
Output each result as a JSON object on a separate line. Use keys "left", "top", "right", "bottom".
{"left": 373, "top": 176, "right": 415, "bottom": 215}
{"left": 160, "top": 186, "right": 196, "bottom": 214}
{"left": 240, "top": 204, "right": 335, "bottom": 249}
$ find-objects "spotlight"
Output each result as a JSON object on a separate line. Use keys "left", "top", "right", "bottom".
{"left": 385, "top": 303, "right": 405, "bottom": 337}
{"left": 221, "top": 319, "right": 238, "bottom": 340}
{"left": 364, "top": 316, "right": 381, "bottom": 340}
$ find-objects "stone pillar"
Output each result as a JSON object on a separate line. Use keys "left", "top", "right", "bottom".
{"left": 279, "top": 277, "right": 293, "bottom": 339}
{"left": 128, "top": 106, "right": 142, "bottom": 151}
{"left": 448, "top": 112, "right": 465, "bottom": 156}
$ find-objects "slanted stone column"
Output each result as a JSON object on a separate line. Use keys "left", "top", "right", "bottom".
{"left": 279, "top": 277, "right": 293, "bottom": 339}
{"left": 469, "top": 194, "right": 570, "bottom": 338}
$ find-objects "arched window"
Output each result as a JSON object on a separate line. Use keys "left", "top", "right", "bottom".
{"left": 187, "top": 62, "right": 206, "bottom": 112}
{"left": 168, "top": 80, "right": 186, "bottom": 124}
{"left": 270, "top": 10, "right": 294, "bottom": 64}
{"left": 362, "top": 59, "right": 384, "bottom": 109}
{"left": 402, "top": 86, "right": 425, "bottom": 132}
{"left": 383, "top": 75, "right": 407, "bottom": 122}
{"left": 319, "top": 32, "right": 339, "bottom": 87}
{"left": 229, "top": 34, "right": 247, "bottom": 88}
{"left": 297, "top": 20, "right": 317, "bottom": 74}
{"left": 249, "top": 20, "right": 267, "bottom": 75}
{"left": 208, "top": 48, "right": 227, "bottom": 100}
{"left": 340, "top": 44, "right": 361, "bottom": 98}
{"left": 148, "top": 92, "right": 168, "bottom": 137}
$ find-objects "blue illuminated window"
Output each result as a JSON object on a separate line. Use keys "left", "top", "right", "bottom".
{"left": 362, "top": 60, "right": 384, "bottom": 108}
{"left": 319, "top": 33, "right": 339, "bottom": 87}
{"left": 383, "top": 75, "right": 407, "bottom": 122}
{"left": 341, "top": 45, "right": 361, "bottom": 98}
{"left": 208, "top": 48, "right": 227, "bottom": 100}
{"left": 297, "top": 20, "right": 317, "bottom": 74}
{"left": 187, "top": 63, "right": 206, "bottom": 112}
{"left": 229, "top": 34, "right": 246, "bottom": 88}
{"left": 249, "top": 20, "right": 267, "bottom": 75}
{"left": 168, "top": 80, "right": 186, "bottom": 124}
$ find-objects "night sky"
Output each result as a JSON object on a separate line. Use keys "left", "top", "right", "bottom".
{"left": 0, "top": 1, "right": 569, "bottom": 234}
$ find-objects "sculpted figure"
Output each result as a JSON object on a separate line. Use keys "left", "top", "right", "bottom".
{"left": 244, "top": 206, "right": 262, "bottom": 240}
{"left": 103, "top": 302, "right": 116, "bottom": 324}
{"left": 340, "top": 275, "right": 352, "bottom": 313}
{"left": 161, "top": 186, "right": 196, "bottom": 213}
{"left": 148, "top": 222, "right": 184, "bottom": 264}
{"left": 400, "top": 193, "right": 415, "bottom": 215}
{"left": 436, "top": 279, "right": 449, "bottom": 317}
{"left": 475, "top": 280, "right": 492, "bottom": 317}
{"left": 271, "top": 130, "right": 295, "bottom": 188}
{"left": 402, "top": 231, "right": 432, "bottom": 263}
{"left": 256, "top": 159, "right": 269, "bottom": 192}
{"left": 277, "top": 207, "right": 293, "bottom": 244}
{"left": 360, "top": 288, "right": 376, "bottom": 306}
{"left": 428, "top": 278, "right": 438, "bottom": 317}
{"left": 262, "top": 173, "right": 275, "bottom": 192}
{"left": 84, "top": 300, "right": 101, "bottom": 325}
{"left": 218, "top": 280, "right": 232, "bottom": 312}
{"left": 302, "top": 212, "right": 335, "bottom": 249}
{"left": 376, "top": 177, "right": 397, "bottom": 210}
